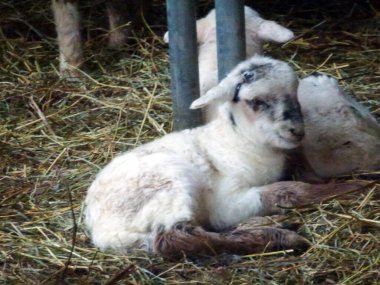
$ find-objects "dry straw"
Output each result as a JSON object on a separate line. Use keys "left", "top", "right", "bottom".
{"left": 0, "top": 0, "right": 379, "bottom": 284}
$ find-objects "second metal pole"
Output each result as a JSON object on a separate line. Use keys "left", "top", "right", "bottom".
{"left": 166, "top": 0, "right": 203, "bottom": 131}
{"left": 215, "top": 0, "right": 246, "bottom": 81}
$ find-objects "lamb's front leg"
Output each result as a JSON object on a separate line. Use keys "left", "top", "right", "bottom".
{"left": 207, "top": 180, "right": 265, "bottom": 230}
{"left": 259, "top": 181, "right": 366, "bottom": 216}
{"left": 208, "top": 179, "right": 366, "bottom": 229}
{"left": 52, "top": 0, "right": 83, "bottom": 77}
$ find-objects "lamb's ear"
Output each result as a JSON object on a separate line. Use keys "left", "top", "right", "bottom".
{"left": 163, "top": 31, "right": 169, "bottom": 43}
{"left": 190, "top": 85, "right": 227, "bottom": 109}
{"left": 257, "top": 20, "right": 294, "bottom": 43}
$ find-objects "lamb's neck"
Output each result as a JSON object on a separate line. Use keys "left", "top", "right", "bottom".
{"left": 196, "top": 114, "right": 287, "bottom": 185}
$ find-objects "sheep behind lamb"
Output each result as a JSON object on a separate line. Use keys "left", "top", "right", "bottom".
{"left": 51, "top": 0, "right": 151, "bottom": 77}
{"left": 297, "top": 74, "right": 380, "bottom": 178}
{"left": 164, "top": 6, "right": 294, "bottom": 122}
{"left": 84, "top": 56, "right": 363, "bottom": 259}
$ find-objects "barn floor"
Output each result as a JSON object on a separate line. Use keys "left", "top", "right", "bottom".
{"left": 0, "top": 0, "right": 379, "bottom": 284}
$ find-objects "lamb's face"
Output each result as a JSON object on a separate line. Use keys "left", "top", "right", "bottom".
{"left": 191, "top": 56, "right": 304, "bottom": 150}
{"left": 230, "top": 59, "right": 304, "bottom": 149}
{"left": 232, "top": 89, "right": 304, "bottom": 149}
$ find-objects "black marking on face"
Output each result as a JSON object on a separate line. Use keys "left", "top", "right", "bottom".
{"left": 282, "top": 94, "right": 303, "bottom": 123}
{"left": 233, "top": 82, "right": 242, "bottom": 103}
{"left": 229, "top": 112, "right": 237, "bottom": 127}
{"left": 233, "top": 63, "right": 274, "bottom": 104}
{"left": 240, "top": 63, "right": 273, "bottom": 82}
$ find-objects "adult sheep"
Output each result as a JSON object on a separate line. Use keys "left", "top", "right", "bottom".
{"left": 84, "top": 56, "right": 363, "bottom": 259}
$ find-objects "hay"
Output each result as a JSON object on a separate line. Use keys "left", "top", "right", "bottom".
{"left": 0, "top": 0, "right": 379, "bottom": 284}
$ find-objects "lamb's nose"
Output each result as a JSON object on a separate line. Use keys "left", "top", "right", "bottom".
{"left": 289, "top": 127, "right": 305, "bottom": 140}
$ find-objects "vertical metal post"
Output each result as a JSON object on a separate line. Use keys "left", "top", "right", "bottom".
{"left": 215, "top": 0, "right": 246, "bottom": 81}
{"left": 166, "top": 0, "right": 203, "bottom": 131}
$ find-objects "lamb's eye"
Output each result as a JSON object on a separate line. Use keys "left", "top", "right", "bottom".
{"left": 243, "top": 71, "right": 255, "bottom": 82}
{"left": 246, "top": 98, "right": 269, "bottom": 111}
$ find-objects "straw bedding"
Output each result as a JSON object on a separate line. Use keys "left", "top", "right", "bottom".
{"left": 0, "top": 0, "right": 379, "bottom": 284}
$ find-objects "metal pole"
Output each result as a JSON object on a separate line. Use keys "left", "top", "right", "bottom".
{"left": 215, "top": 0, "right": 246, "bottom": 81}
{"left": 166, "top": 0, "right": 203, "bottom": 131}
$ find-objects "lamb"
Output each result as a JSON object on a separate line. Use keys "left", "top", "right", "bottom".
{"left": 164, "top": 6, "right": 294, "bottom": 122}
{"left": 51, "top": 0, "right": 151, "bottom": 77}
{"left": 297, "top": 74, "right": 380, "bottom": 178}
{"left": 84, "top": 55, "right": 363, "bottom": 259}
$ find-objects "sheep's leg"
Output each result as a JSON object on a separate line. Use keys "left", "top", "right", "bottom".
{"left": 154, "top": 222, "right": 310, "bottom": 260}
{"left": 106, "top": 0, "right": 151, "bottom": 48}
{"left": 52, "top": 0, "right": 83, "bottom": 77}
{"left": 260, "top": 181, "right": 366, "bottom": 216}
{"left": 106, "top": 0, "right": 130, "bottom": 48}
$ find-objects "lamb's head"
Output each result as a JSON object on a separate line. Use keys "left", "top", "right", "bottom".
{"left": 191, "top": 56, "right": 304, "bottom": 149}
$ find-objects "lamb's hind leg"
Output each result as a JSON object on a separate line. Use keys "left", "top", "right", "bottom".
{"left": 154, "top": 222, "right": 310, "bottom": 260}
{"left": 259, "top": 181, "right": 367, "bottom": 216}
{"left": 52, "top": 0, "right": 83, "bottom": 77}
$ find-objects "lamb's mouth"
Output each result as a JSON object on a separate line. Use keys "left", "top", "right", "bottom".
{"left": 277, "top": 133, "right": 303, "bottom": 147}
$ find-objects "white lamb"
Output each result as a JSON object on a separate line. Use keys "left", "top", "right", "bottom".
{"left": 298, "top": 74, "right": 380, "bottom": 178}
{"left": 84, "top": 56, "right": 362, "bottom": 259}
{"left": 164, "top": 6, "right": 294, "bottom": 122}
{"left": 51, "top": 0, "right": 150, "bottom": 77}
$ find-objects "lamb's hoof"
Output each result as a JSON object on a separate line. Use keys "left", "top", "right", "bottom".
{"left": 266, "top": 227, "right": 311, "bottom": 254}
{"left": 279, "top": 222, "right": 303, "bottom": 232}
{"left": 230, "top": 226, "right": 311, "bottom": 255}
